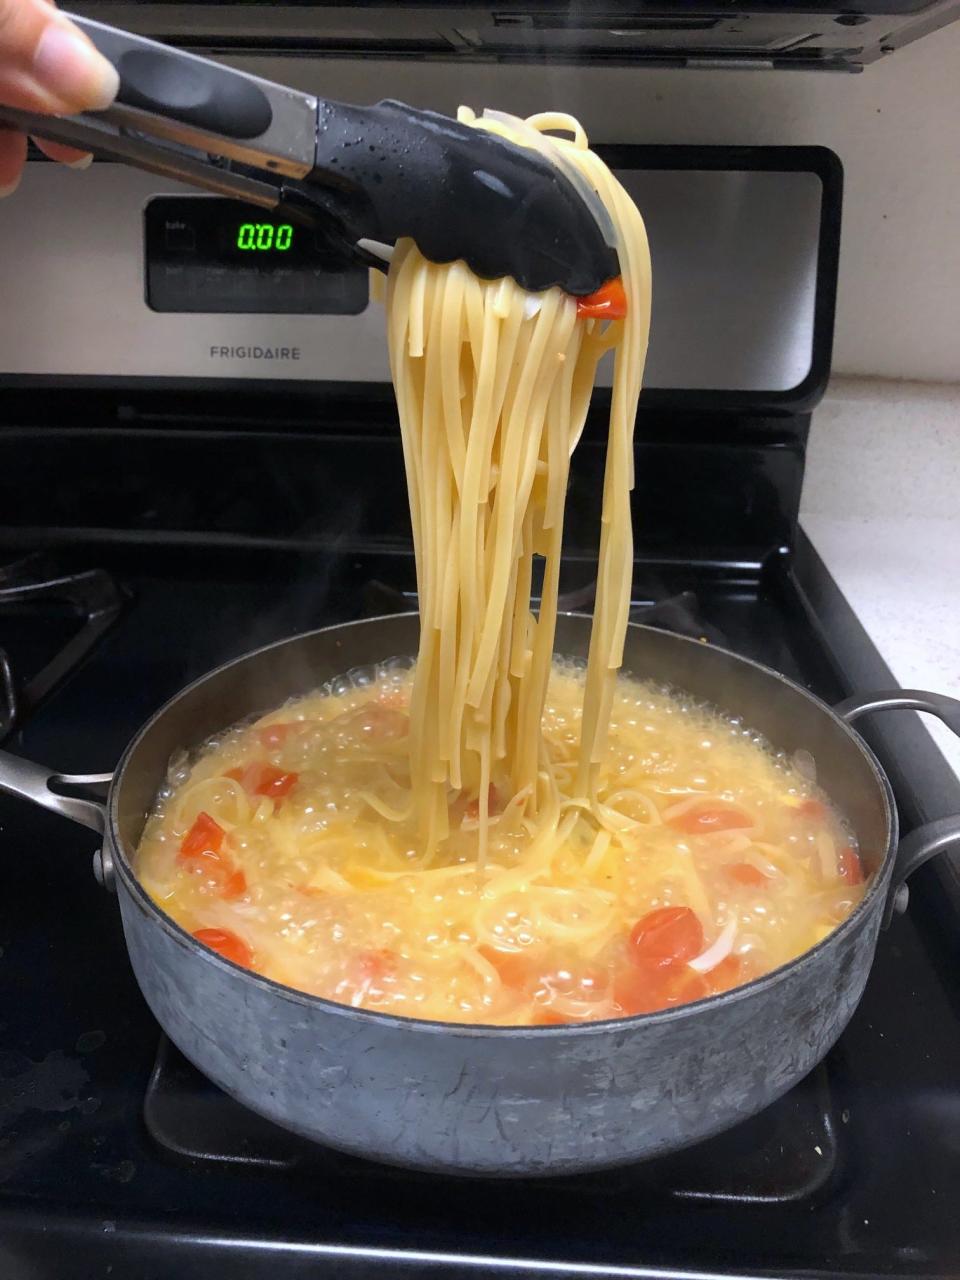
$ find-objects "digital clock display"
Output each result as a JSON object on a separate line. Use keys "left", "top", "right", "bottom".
{"left": 235, "top": 222, "right": 295, "bottom": 252}
{"left": 144, "top": 196, "right": 368, "bottom": 315}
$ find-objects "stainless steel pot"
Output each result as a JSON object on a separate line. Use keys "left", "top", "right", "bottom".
{"left": 2, "top": 613, "right": 959, "bottom": 1177}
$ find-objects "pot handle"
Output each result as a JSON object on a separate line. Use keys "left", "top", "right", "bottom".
{"left": 835, "top": 689, "right": 960, "bottom": 927}
{"left": 0, "top": 748, "right": 110, "bottom": 835}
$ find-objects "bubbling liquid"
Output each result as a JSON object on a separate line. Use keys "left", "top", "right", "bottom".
{"left": 135, "top": 662, "right": 868, "bottom": 1025}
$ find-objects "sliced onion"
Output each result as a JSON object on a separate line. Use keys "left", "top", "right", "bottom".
{"left": 688, "top": 916, "right": 738, "bottom": 974}
{"left": 662, "top": 794, "right": 755, "bottom": 828}
{"left": 542, "top": 994, "right": 619, "bottom": 1021}
{"left": 356, "top": 237, "right": 394, "bottom": 263}
{"left": 792, "top": 749, "right": 817, "bottom": 782}
{"left": 817, "top": 830, "right": 838, "bottom": 880}
{"left": 700, "top": 831, "right": 751, "bottom": 855}
{"left": 462, "top": 947, "right": 502, "bottom": 990}
{"left": 529, "top": 886, "right": 616, "bottom": 942}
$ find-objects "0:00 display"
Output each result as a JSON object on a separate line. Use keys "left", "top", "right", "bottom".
{"left": 236, "top": 223, "right": 295, "bottom": 252}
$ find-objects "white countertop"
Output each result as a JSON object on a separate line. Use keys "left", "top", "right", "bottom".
{"left": 800, "top": 377, "right": 960, "bottom": 780}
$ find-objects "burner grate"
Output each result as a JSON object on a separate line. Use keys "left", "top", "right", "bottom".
{"left": 0, "top": 553, "right": 125, "bottom": 740}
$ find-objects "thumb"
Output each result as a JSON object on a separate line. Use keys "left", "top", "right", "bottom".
{"left": 0, "top": 0, "right": 118, "bottom": 114}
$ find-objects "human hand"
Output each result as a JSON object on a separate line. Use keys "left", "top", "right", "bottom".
{"left": 0, "top": 0, "right": 118, "bottom": 195}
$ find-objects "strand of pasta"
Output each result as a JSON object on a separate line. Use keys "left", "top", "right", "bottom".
{"left": 386, "top": 110, "right": 652, "bottom": 864}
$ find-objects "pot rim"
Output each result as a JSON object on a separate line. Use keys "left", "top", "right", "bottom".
{"left": 109, "top": 611, "right": 897, "bottom": 1039}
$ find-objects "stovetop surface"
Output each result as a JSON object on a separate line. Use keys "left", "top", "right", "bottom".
{"left": 1, "top": 549, "right": 959, "bottom": 1280}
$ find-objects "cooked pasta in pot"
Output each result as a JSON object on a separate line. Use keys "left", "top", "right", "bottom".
{"left": 135, "top": 108, "right": 868, "bottom": 1023}
{"left": 136, "top": 664, "right": 867, "bottom": 1024}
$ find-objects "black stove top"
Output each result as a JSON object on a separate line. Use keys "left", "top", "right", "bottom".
{"left": 2, "top": 111, "right": 955, "bottom": 1274}
{"left": 1, "top": 536, "right": 959, "bottom": 1280}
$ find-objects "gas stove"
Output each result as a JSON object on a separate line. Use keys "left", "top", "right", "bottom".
{"left": 0, "top": 510, "right": 959, "bottom": 1279}
{"left": 1, "top": 139, "right": 958, "bottom": 1279}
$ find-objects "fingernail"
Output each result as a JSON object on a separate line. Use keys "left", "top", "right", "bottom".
{"left": 34, "top": 23, "right": 120, "bottom": 111}
{"left": 0, "top": 176, "right": 22, "bottom": 199}
{"left": 66, "top": 153, "right": 94, "bottom": 170}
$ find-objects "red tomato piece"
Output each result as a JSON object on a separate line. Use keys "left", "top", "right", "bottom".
{"left": 838, "top": 846, "right": 864, "bottom": 885}
{"left": 478, "top": 945, "right": 537, "bottom": 991}
{"left": 180, "top": 811, "right": 225, "bottom": 859}
{"left": 178, "top": 812, "right": 247, "bottom": 899}
{"left": 220, "top": 869, "right": 248, "bottom": 900}
{"left": 663, "top": 967, "right": 709, "bottom": 1007}
{"left": 616, "top": 964, "right": 708, "bottom": 1014}
{"left": 531, "top": 1009, "right": 568, "bottom": 1027}
{"left": 258, "top": 723, "right": 295, "bottom": 749}
{"left": 356, "top": 949, "right": 397, "bottom": 981}
{"left": 192, "top": 928, "right": 253, "bottom": 968}
{"left": 254, "top": 764, "right": 298, "bottom": 797}
{"left": 667, "top": 804, "right": 753, "bottom": 835}
{"left": 576, "top": 277, "right": 628, "bottom": 320}
{"left": 629, "top": 907, "right": 705, "bottom": 969}
{"left": 227, "top": 762, "right": 299, "bottom": 798}
{"left": 799, "top": 798, "right": 827, "bottom": 820}
{"left": 613, "top": 965, "right": 672, "bottom": 1016}
{"left": 727, "top": 862, "right": 770, "bottom": 887}
{"left": 613, "top": 967, "right": 662, "bottom": 1016}
{"left": 705, "top": 954, "right": 743, "bottom": 995}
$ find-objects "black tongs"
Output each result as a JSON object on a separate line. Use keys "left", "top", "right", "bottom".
{"left": 0, "top": 14, "right": 619, "bottom": 296}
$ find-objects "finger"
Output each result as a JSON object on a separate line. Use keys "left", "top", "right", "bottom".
{"left": 0, "top": 127, "right": 27, "bottom": 196}
{"left": 32, "top": 135, "right": 92, "bottom": 167}
{"left": 0, "top": 0, "right": 118, "bottom": 114}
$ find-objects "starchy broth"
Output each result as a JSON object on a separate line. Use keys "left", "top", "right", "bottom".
{"left": 135, "top": 663, "right": 867, "bottom": 1024}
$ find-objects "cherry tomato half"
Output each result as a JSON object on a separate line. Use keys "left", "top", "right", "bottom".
{"left": 226, "top": 762, "right": 299, "bottom": 798}
{"left": 257, "top": 723, "right": 295, "bottom": 750}
{"left": 727, "top": 862, "right": 770, "bottom": 887}
{"left": 178, "top": 813, "right": 246, "bottom": 899}
{"left": 838, "top": 846, "right": 865, "bottom": 885}
{"left": 614, "top": 962, "right": 709, "bottom": 1016}
{"left": 192, "top": 927, "right": 253, "bottom": 968}
{"left": 667, "top": 804, "right": 753, "bottom": 835}
{"left": 576, "top": 277, "right": 628, "bottom": 320}
{"left": 629, "top": 906, "right": 704, "bottom": 969}
{"left": 180, "top": 811, "right": 224, "bottom": 859}
{"left": 705, "top": 954, "right": 743, "bottom": 996}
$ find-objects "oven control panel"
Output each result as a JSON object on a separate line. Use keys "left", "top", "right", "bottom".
{"left": 0, "top": 165, "right": 389, "bottom": 384}
{"left": 144, "top": 197, "right": 368, "bottom": 316}
{"left": 0, "top": 156, "right": 830, "bottom": 394}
